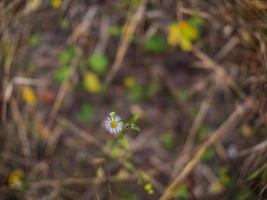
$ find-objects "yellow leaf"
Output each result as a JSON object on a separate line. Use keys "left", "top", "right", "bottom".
{"left": 168, "top": 21, "right": 199, "bottom": 51}
{"left": 83, "top": 72, "right": 102, "bottom": 93}
{"left": 209, "top": 180, "right": 224, "bottom": 194}
{"left": 180, "top": 37, "right": 192, "bottom": 51}
{"left": 124, "top": 76, "right": 136, "bottom": 88}
{"left": 22, "top": 86, "right": 37, "bottom": 106}
{"left": 51, "top": 0, "right": 62, "bottom": 8}
{"left": 168, "top": 23, "right": 182, "bottom": 47}
{"left": 241, "top": 124, "right": 253, "bottom": 138}
{"left": 8, "top": 170, "right": 24, "bottom": 189}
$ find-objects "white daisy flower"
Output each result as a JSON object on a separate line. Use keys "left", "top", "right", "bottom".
{"left": 104, "top": 114, "right": 123, "bottom": 135}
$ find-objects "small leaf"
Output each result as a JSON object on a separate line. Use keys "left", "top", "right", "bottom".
{"left": 8, "top": 170, "right": 27, "bottom": 191}
{"left": 161, "top": 132, "right": 176, "bottom": 151}
{"left": 188, "top": 15, "right": 205, "bottom": 29}
{"left": 51, "top": 0, "right": 62, "bottom": 8}
{"left": 174, "top": 184, "right": 190, "bottom": 199}
{"left": 209, "top": 181, "right": 224, "bottom": 194}
{"left": 168, "top": 21, "right": 200, "bottom": 51}
{"left": 22, "top": 86, "right": 37, "bottom": 106}
{"left": 201, "top": 147, "right": 216, "bottom": 161}
{"left": 127, "top": 84, "right": 145, "bottom": 101}
{"left": 144, "top": 183, "right": 154, "bottom": 194}
{"left": 118, "top": 136, "right": 130, "bottom": 150}
{"left": 241, "top": 124, "right": 253, "bottom": 138}
{"left": 87, "top": 53, "right": 109, "bottom": 75}
{"left": 178, "top": 89, "right": 194, "bottom": 102}
{"left": 197, "top": 125, "right": 212, "bottom": 141}
{"left": 124, "top": 76, "right": 137, "bottom": 88}
{"left": 234, "top": 189, "right": 255, "bottom": 200}
{"left": 109, "top": 25, "right": 121, "bottom": 37}
{"left": 54, "top": 67, "right": 71, "bottom": 83}
{"left": 75, "top": 103, "right": 95, "bottom": 122}
{"left": 143, "top": 33, "right": 167, "bottom": 53}
{"left": 59, "top": 47, "right": 76, "bottom": 66}
{"left": 146, "top": 80, "right": 160, "bottom": 97}
{"left": 96, "top": 167, "right": 105, "bottom": 178}
{"left": 130, "top": 124, "right": 140, "bottom": 132}
{"left": 83, "top": 72, "right": 102, "bottom": 93}
{"left": 29, "top": 33, "right": 40, "bottom": 46}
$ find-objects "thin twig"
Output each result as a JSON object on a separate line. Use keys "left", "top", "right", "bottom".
{"left": 10, "top": 99, "right": 31, "bottom": 157}
{"left": 159, "top": 99, "right": 255, "bottom": 200}
{"left": 192, "top": 46, "right": 246, "bottom": 100}
{"left": 104, "top": 0, "right": 146, "bottom": 87}
{"left": 171, "top": 94, "right": 212, "bottom": 179}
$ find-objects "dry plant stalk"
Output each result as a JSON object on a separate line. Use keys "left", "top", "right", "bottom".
{"left": 104, "top": 0, "right": 146, "bottom": 87}
{"left": 171, "top": 95, "right": 212, "bottom": 179}
{"left": 192, "top": 46, "right": 246, "bottom": 100}
{"left": 10, "top": 99, "right": 31, "bottom": 157}
{"left": 159, "top": 98, "right": 255, "bottom": 200}
{"left": 47, "top": 6, "right": 97, "bottom": 127}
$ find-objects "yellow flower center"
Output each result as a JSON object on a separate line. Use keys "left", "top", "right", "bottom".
{"left": 110, "top": 121, "right": 118, "bottom": 128}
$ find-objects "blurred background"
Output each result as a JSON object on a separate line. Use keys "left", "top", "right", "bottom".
{"left": 0, "top": 0, "right": 267, "bottom": 199}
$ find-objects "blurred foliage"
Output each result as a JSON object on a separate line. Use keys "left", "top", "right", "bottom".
{"left": 124, "top": 77, "right": 160, "bottom": 101}
{"left": 216, "top": 166, "right": 232, "bottom": 187}
{"left": 143, "top": 33, "right": 167, "bottom": 54}
{"left": 118, "top": 190, "right": 140, "bottom": 200}
{"left": 22, "top": 86, "right": 37, "bottom": 106}
{"left": 29, "top": 33, "right": 40, "bottom": 46}
{"left": 8, "top": 170, "right": 27, "bottom": 192}
{"left": 83, "top": 72, "right": 102, "bottom": 93}
{"left": 174, "top": 184, "right": 190, "bottom": 199}
{"left": 109, "top": 25, "right": 122, "bottom": 38}
{"left": 240, "top": 124, "right": 253, "bottom": 138}
{"left": 144, "top": 183, "right": 154, "bottom": 194}
{"left": 87, "top": 53, "right": 109, "bottom": 75}
{"left": 234, "top": 189, "right": 255, "bottom": 200}
{"left": 54, "top": 66, "right": 71, "bottom": 83}
{"left": 178, "top": 89, "right": 194, "bottom": 102}
{"left": 201, "top": 147, "right": 216, "bottom": 161}
{"left": 51, "top": 0, "right": 62, "bottom": 8}
{"left": 59, "top": 47, "right": 76, "bottom": 66}
{"left": 197, "top": 125, "right": 212, "bottom": 142}
{"left": 168, "top": 16, "right": 204, "bottom": 51}
{"left": 75, "top": 103, "right": 95, "bottom": 123}
{"left": 161, "top": 132, "right": 176, "bottom": 151}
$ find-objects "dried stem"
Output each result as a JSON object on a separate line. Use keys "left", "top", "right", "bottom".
{"left": 159, "top": 99, "right": 255, "bottom": 200}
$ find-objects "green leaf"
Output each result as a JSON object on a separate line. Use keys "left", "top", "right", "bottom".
{"left": 174, "top": 184, "right": 190, "bottom": 199}
{"left": 119, "top": 190, "right": 139, "bottom": 200}
{"left": 59, "top": 47, "right": 76, "bottom": 66}
{"left": 188, "top": 15, "right": 205, "bottom": 30}
{"left": 234, "top": 189, "right": 255, "bottom": 200}
{"left": 54, "top": 67, "right": 71, "bottom": 82}
{"left": 128, "top": 114, "right": 139, "bottom": 124}
{"left": 197, "top": 125, "right": 212, "bottom": 141}
{"left": 75, "top": 103, "right": 95, "bottom": 123}
{"left": 29, "top": 33, "right": 40, "bottom": 46}
{"left": 127, "top": 84, "right": 145, "bottom": 101}
{"left": 118, "top": 136, "right": 130, "bottom": 150}
{"left": 201, "top": 147, "right": 216, "bottom": 161}
{"left": 143, "top": 33, "right": 167, "bottom": 53}
{"left": 178, "top": 89, "right": 194, "bottom": 102}
{"left": 109, "top": 25, "right": 122, "bottom": 37}
{"left": 87, "top": 53, "right": 109, "bottom": 75}
{"left": 146, "top": 80, "right": 160, "bottom": 97}
{"left": 161, "top": 132, "right": 176, "bottom": 151}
